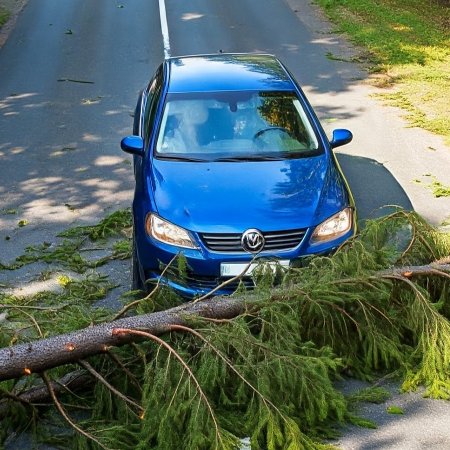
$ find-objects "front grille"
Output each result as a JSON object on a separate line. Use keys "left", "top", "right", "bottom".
{"left": 182, "top": 275, "right": 255, "bottom": 292}
{"left": 200, "top": 228, "right": 307, "bottom": 253}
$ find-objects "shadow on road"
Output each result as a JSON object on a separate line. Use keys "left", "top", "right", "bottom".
{"left": 336, "top": 153, "right": 413, "bottom": 222}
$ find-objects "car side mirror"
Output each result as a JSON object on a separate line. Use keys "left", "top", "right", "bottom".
{"left": 330, "top": 129, "right": 353, "bottom": 149}
{"left": 121, "top": 136, "right": 144, "bottom": 156}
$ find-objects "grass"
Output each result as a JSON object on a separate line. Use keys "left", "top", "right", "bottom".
{"left": 315, "top": 0, "right": 450, "bottom": 144}
{"left": 0, "top": 7, "right": 10, "bottom": 27}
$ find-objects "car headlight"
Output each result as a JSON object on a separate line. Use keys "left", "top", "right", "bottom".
{"left": 311, "top": 207, "right": 353, "bottom": 243}
{"left": 146, "top": 214, "right": 197, "bottom": 249}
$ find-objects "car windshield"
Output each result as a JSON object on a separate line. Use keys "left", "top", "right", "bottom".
{"left": 155, "top": 91, "right": 321, "bottom": 161}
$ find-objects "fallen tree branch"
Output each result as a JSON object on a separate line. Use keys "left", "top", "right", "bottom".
{"left": 0, "top": 370, "right": 91, "bottom": 419}
{"left": 0, "top": 263, "right": 448, "bottom": 383}
{"left": 378, "top": 263, "right": 450, "bottom": 279}
{"left": 0, "top": 293, "right": 248, "bottom": 382}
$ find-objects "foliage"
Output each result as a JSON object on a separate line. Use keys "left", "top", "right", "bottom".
{"left": 58, "top": 209, "right": 132, "bottom": 241}
{"left": 0, "top": 209, "right": 132, "bottom": 272}
{"left": 315, "top": 0, "right": 450, "bottom": 143}
{"left": 0, "top": 210, "right": 449, "bottom": 449}
{"left": 427, "top": 178, "right": 450, "bottom": 198}
{"left": 346, "top": 386, "right": 391, "bottom": 406}
{"left": 414, "top": 175, "right": 450, "bottom": 199}
{"left": 0, "top": 274, "right": 113, "bottom": 345}
{"left": 386, "top": 405, "right": 404, "bottom": 414}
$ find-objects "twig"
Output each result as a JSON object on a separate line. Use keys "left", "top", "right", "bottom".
{"left": 0, "top": 370, "right": 91, "bottom": 420}
{"left": 78, "top": 360, "right": 143, "bottom": 414}
{"left": 397, "top": 211, "right": 417, "bottom": 262}
{"left": 380, "top": 274, "right": 435, "bottom": 315}
{"left": 57, "top": 78, "right": 95, "bottom": 84}
{"left": 41, "top": 371, "right": 109, "bottom": 450}
{"left": 193, "top": 257, "right": 257, "bottom": 303}
{"left": 0, "top": 388, "right": 33, "bottom": 409}
{"left": 198, "top": 317, "right": 233, "bottom": 324}
{"left": 112, "top": 253, "right": 179, "bottom": 320}
{"left": 17, "top": 308, "right": 43, "bottom": 338}
{"left": 106, "top": 350, "right": 142, "bottom": 394}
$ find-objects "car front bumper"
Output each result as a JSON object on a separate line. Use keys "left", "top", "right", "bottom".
{"left": 135, "top": 221, "right": 354, "bottom": 298}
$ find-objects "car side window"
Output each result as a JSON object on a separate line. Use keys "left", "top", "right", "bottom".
{"left": 143, "top": 65, "right": 164, "bottom": 146}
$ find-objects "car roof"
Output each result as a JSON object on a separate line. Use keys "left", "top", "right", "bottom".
{"left": 165, "top": 53, "right": 296, "bottom": 93}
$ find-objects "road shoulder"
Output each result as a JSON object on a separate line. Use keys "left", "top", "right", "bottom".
{"left": 0, "top": 0, "right": 28, "bottom": 48}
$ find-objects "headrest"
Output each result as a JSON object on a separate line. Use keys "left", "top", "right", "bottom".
{"left": 167, "top": 100, "right": 208, "bottom": 125}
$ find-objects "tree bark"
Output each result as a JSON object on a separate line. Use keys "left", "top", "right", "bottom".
{"left": 0, "top": 263, "right": 448, "bottom": 383}
{"left": 0, "top": 293, "right": 249, "bottom": 382}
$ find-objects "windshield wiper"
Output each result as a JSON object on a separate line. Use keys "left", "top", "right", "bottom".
{"left": 157, "top": 155, "right": 207, "bottom": 162}
{"left": 214, "top": 155, "right": 284, "bottom": 162}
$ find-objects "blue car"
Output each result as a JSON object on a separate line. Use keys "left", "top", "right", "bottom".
{"left": 121, "top": 53, "right": 355, "bottom": 297}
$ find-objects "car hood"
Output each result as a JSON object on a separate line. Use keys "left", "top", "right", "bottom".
{"left": 150, "top": 155, "right": 349, "bottom": 233}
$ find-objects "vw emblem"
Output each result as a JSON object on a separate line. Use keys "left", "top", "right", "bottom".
{"left": 241, "top": 229, "right": 265, "bottom": 253}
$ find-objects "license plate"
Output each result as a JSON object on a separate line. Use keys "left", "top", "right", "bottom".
{"left": 220, "top": 260, "right": 290, "bottom": 277}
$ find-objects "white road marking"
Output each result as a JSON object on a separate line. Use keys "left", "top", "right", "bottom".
{"left": 158, "top": 0, "right": 171, "bottom": 58}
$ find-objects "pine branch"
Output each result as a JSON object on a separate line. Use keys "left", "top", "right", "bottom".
{"left": 193, "top": 258, "right": 256, "bottom": 302}
{"left": 112, "top": 327, "right": 223, "bottom": 447}
{"left": 112, "top": 253, "right": 179, "bottom": 320}
{"left": 78, "top": 359, "right": 143, "bottom": 414}
{"left": 0, "top": 293, "right": 247, "bottom": 382}
{"left": 0, "top": 263, "right": 448, "bottom": 383}
{"left": 0, "top": 370, "right": 91, "bottom": 420}
{"left": 41, "top": 371, "right": 109, "bottom": 450}
{"left": 169, "top": 324, "right": 282, "bottom": 416}
{"left": 106, "top": 350, "right": 142, "bottom": 394}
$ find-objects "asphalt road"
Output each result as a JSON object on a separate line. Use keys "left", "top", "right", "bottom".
{"left": 1, "top": 1, "right": 450, "bottom": 449}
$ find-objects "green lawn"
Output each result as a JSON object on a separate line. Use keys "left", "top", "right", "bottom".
{"left": 0, "top": 7, "right": 10, "bottom": 28}
{"left": 316, "top": 0, "right": 450, "bottom": 144}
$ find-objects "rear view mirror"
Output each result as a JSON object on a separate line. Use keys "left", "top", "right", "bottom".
{"left": 121, "top": 136, "right": 144, "bottom": 156}
{"left": 330, "top": 129, "right": 353, "bottom": 149}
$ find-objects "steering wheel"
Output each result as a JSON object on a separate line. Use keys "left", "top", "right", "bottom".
{"left": 253, "top": 126, "right": 292, "bottom": 141}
